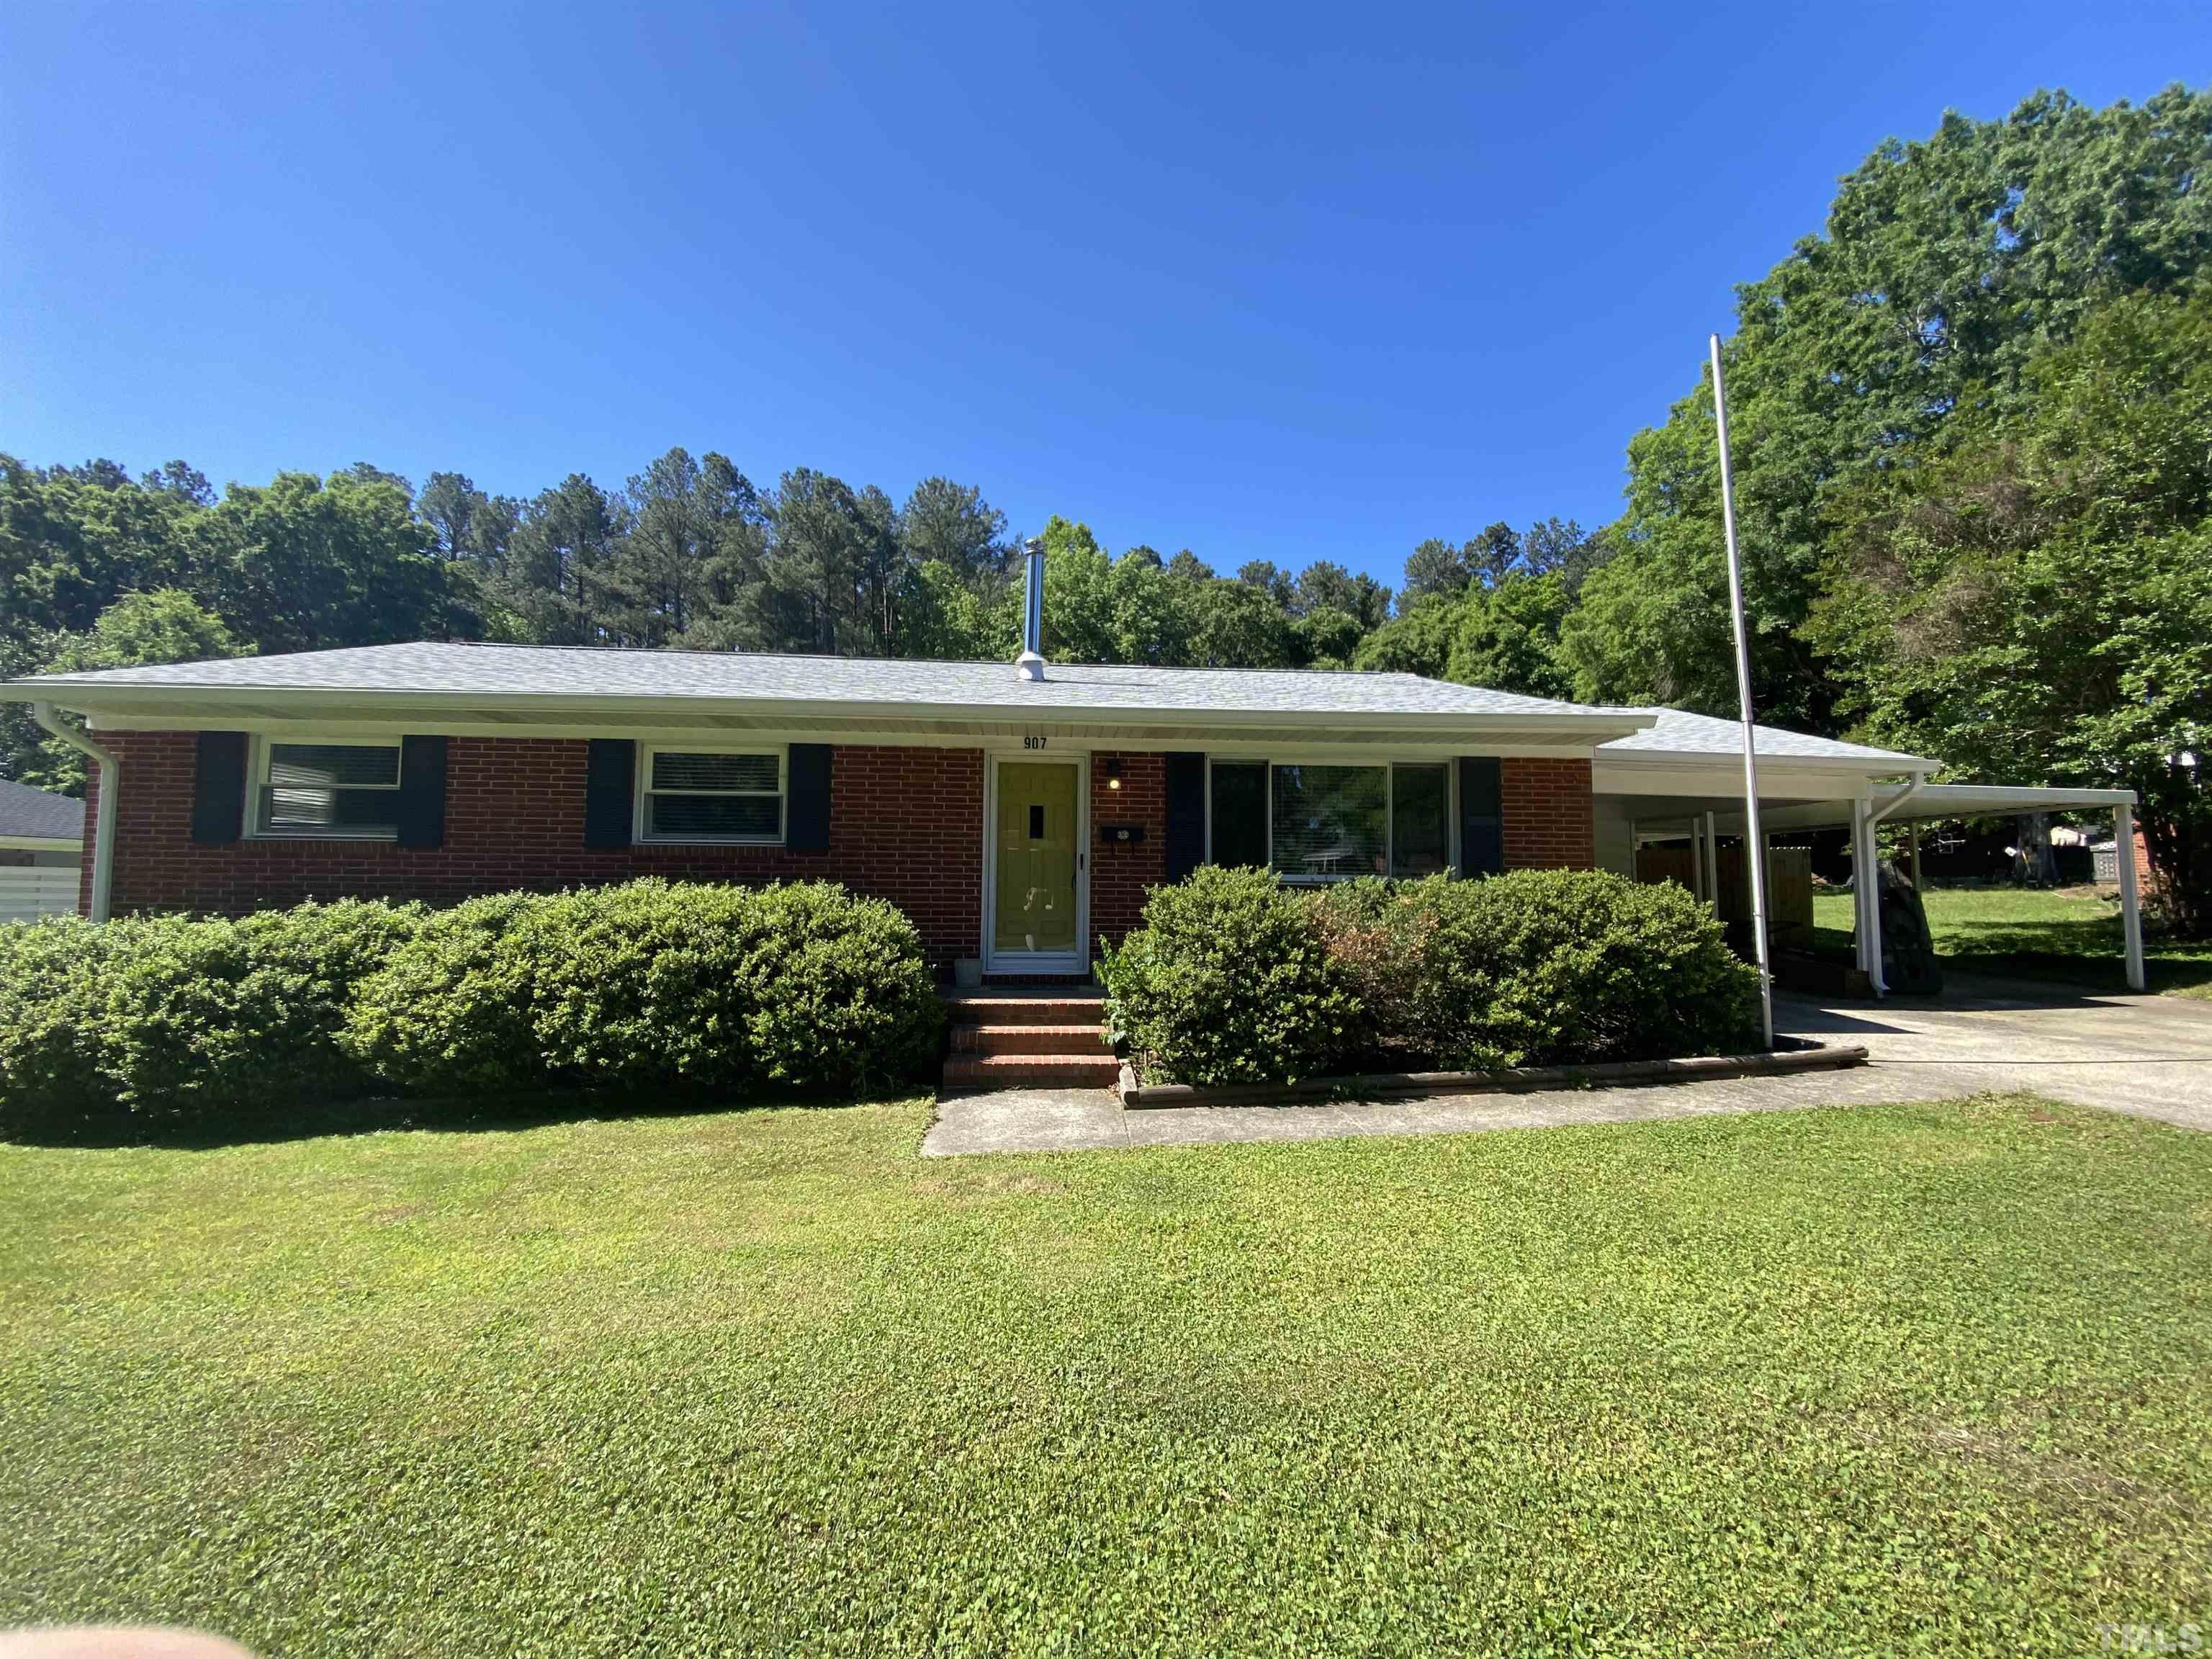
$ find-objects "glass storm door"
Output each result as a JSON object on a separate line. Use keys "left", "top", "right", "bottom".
{"left": 993, "top": 760, "right": 1081, "bottom": 966}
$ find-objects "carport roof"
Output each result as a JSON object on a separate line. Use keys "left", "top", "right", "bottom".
{"left": 1599, "top": 707, "right": 1931, "bottom": 768}
{"left": 1755, "top": 781, "right": 2138, "bottom": 830}
{"left": 1645, "top": 781, "right": 2141, "bottom": 840}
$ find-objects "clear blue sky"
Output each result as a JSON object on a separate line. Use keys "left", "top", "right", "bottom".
{"left": 1, "top": 3, "right": 2200, "bottom": 590}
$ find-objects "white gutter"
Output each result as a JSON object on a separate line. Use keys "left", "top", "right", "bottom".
{"left": 1867, "top": 768, "right": 1934, "bottom": 829}
{"left": 31, "top": 701, "right": 114, "bottom": 922}
{"left": 0, "top": 683, "right": 1658, "bottom": 742}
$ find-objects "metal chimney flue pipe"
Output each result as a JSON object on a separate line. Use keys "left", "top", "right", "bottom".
{"left": 1015, "top": 536, "right": 1046, "bottom": 682}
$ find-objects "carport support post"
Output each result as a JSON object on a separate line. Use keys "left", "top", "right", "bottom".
{"left": 1849, "top": 801, "right": 1867, "bottom": 974}
{"left": 1701, "top": 811, "right": 1721, "bottom": 917}
{"left": 2116, "top": 803, "right": 2146, "bottom": 992}
{"left": 1853, "top": 795, "right": 1887, "bottom": 997}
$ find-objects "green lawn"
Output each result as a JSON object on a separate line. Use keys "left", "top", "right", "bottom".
{"left": 1812, "top": 883, "right": 2212, "bottom": 997}
{"left": 5, "top": 1097, "right": 2211, "bottom": 1655}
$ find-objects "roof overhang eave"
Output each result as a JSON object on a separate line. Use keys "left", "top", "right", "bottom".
{"left": 4, "top": 682, "right": 1659, "bottom": 742}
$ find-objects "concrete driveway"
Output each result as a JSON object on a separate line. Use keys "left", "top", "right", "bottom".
{"left": 922, "top": 974, "right": 2212, "bottom": 1156}
{"left": 1776, "top": 974, "right": 2212, "bottom": 1132}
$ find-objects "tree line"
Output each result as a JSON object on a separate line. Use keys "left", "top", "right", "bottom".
{"left": 0, "top": 448, "right": 1602, "bottom": 782}
{"left": 4, "top": 85, "right": 2207, "bottom": 925}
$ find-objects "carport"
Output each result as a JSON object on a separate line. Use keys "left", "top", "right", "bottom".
{"left": 1591, "top": 711, "right": 2146, "bottom": 997}
{"left": 1711, "top": 783, "right": 2144, "bottom": 995}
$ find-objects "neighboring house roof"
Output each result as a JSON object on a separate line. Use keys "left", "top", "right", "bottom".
{"left": 0, "top": 777, "right": 85, "bottom": 846}
{"left": 1601, "top": 707, "right": 1931, "bottom": 769}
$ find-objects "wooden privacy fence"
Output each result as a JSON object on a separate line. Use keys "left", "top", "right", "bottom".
{"left": 1635, "top": 842, "right": 1815, "bottom": 950}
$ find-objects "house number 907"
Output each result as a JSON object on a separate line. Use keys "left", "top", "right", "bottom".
{"left": 1023, "top": 735, "right": 1048, "bottom": 749}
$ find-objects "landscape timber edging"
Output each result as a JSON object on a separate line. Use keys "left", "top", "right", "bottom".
{"left": 1116, "top": 1040, "right": 1869, "bottom": 1110}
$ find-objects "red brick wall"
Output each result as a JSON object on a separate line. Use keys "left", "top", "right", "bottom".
{"left": 78, "top": 737, "right": 1596, "bottom": 959}
{"left": 1502, "top": 757, "right": 1594, "bottom": 871}
{"left": 1089, "top": 750, "right": 1169, "bottom": 948}
{"left": 86, "top": 732, "right": 986, "bottom": 963}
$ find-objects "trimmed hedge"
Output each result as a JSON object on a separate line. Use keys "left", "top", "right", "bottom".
{"left": 0, "top": 879, "right": 944, "bottom": 1141}
{"left": 1403, "top": 870, "right": 1764, "bottom": 1071}
{"left": 1096, "top": 865, "right": 1358, "bottom": 1087}
{"left": 346, "top": 879, "right": 943, "bottom": 1099}
{"left": 0, "top": 900, "right": 422, "bottom": 1137}
{"left": 336, "top": 891, "right": 541, "bottom": 1100}
{"left": 1102, "top": 867, "right": 1763, "bottom": 1086}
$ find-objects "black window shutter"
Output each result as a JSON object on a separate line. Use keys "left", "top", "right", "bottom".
{"left": 191, "top": 731, "right": 248, "bottom": 845}
{"left": 395, "top": 735, "right": 448, "bottom": 849}
{"left": 1165, "top": 752, "right": 1206, "bottom": 882}
{"left": 584, "top": 739, "right": 636, "bottom": 849}
{"left": 1458, "top": 757, "right": 1504, "bottom": 877}
{"left": 786, "top": 744, "right": 832, "bottom": 850}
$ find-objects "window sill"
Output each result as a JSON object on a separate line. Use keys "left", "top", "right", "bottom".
{"left": 636, "top": 837, "right": 786, "bottom": 849}
{"left": 245, "top": 832, "right": 401, "bottom": 844}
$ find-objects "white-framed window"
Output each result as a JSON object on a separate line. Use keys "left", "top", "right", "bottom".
{"left": 252, "top": 737, "right": 404, "bottom": 840}
{"left": 1205, "top": 757, "right": 1457, "bottom": 882}
{"left": 637, "top": 745, "right": 785, "bottom": 844}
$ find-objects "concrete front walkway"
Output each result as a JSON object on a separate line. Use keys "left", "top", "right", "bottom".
{"left": 921, "top": 975, "right": 2212, "bottom": 1156}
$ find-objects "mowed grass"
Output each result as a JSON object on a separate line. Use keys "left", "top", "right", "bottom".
{"left": 1812, "top": 883, "right": 2212, "bottom": 998}
{"left": 5, "top": 1096, "right": 2211, "bottom": 1656}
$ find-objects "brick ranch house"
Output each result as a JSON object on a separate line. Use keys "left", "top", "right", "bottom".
{"left": 6, "top": 627, "right": 2143, "bottom": 994}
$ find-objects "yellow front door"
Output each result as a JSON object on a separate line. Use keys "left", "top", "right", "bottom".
{"left": 994, "top": 761, "right": 1079, "bottom": 957}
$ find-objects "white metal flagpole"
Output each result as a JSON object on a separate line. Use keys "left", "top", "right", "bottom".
{"left": 1709, "top": 333, "right": 1774, "bottom": 1048}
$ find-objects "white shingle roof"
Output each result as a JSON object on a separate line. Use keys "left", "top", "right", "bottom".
{"left": 8, "top": 640, "right": 1637, "bottom": 724}
{"left": 6, "top": 642, "right": 1935, "bottom": 772}
{"left": 1601, "top": 706, "right": 1929, "bottom": 767}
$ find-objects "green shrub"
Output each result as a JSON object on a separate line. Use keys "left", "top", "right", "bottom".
{"left": 0, "top": 901, "right": 421, "bottom": 1138}
{"left": 737, "top": 883, "right": 944, "bottom": 1093}
{"left": 521, "top": 882, "right": 754, "bottom": 1094}
{"left": 1099, "top": 864, "right": 1359, "bottom": 1086}
{"left": 1303, "top": 876, "right": 1442, "bottom": 1066}
{"left": 98, "top": 901, "right": 422, "bottom": 1118}
{"left": 0, "top": 917, "right": 130, "bottom": 1137}
{"left": 2, "top": 879, "right": 945, "bottom": 1140}
{"left": 337, "top": 891, "right": 547, "bottom": 1097}
{"left": 1407, "top": 869, "right": 1762, "bottom": 1069}
{"left": 348, "top": 879, "right": 943, "bottom": 1102}
{"left": 1104, "top": 866, "right": 1762, "bottom": 1087}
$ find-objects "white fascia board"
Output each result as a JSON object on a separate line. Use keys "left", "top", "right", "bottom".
{"left": 72, "top": 712, "right": 1608, "bottom": 762}
{"left": 0, "top": 834, "right": 81, "bottom": 852}
{"left": 1594, "top": 760, "right": 1918, "bottom": 803}
{"left": 1597, "top": 750, "right": 1927, "bottom": 782}
{"left": 1881, "top": 783, "right": 2139, "bottom": 814}
{"left": 1677, "top": 782, "right": 2139, "bottom": 837}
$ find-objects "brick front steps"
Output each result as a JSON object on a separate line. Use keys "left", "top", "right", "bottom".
{"left": 941, "top": 989, "right": 1118, "bottom": 1091}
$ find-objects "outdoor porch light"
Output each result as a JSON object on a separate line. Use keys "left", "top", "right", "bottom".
{"left": 1103, "top": 757, "right": 1123, "bottom": 790}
